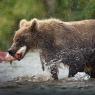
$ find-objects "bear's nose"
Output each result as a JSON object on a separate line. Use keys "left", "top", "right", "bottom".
{"left": 8, "top": 49, "right": 16, "bottom": 57}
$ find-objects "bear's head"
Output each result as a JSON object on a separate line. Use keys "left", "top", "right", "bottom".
{"left": 8, "top": 19, "right": 39, "bottom": 60}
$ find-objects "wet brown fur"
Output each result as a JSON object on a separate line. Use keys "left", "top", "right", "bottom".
{"left": 9, "top": 18, "right": 95, "bottom": 79}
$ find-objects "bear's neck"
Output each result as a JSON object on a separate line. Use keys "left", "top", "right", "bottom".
{"left": 36, "top": 31, "right": 55, "bottom": 52}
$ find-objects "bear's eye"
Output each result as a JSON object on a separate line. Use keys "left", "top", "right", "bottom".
{"left": 16, "top": 38, "right": 20, "bottom": 42}
{"left": 15, "top": 38, "right": 23, "bottom": 44}
{"left": 15, "top": 38, "right": 25, "bottom": 46}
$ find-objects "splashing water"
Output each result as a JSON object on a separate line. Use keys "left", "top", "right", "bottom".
{"left": 0, "top": 52, "right": 69, "bottom": 82}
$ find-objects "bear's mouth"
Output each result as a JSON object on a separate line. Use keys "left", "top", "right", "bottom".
{"left": 14, "top": 46, "right": 27, "bottom": 61}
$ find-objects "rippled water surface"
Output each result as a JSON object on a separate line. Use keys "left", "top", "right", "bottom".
{"left": 0, "top": 52, "right": 95, "bottom": 95}
{"left": 0, "top": 79, "right": 95, "bottom": 95}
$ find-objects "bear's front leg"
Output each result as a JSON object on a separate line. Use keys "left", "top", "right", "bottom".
{"left": 40, "top": 54, "right": 45, "bottom": 71}
{"left": 69, "top": 65, "right": 78, "bottom": 77}
{"left": 69, "top": 64, "right": 85, "bottom": 77}
{"left": 50, "top": 64, "right": 58, "bottom": 80}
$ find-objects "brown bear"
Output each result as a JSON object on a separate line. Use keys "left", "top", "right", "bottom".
{"left": 8, "top": 18, "right": 95, "bottom": 80}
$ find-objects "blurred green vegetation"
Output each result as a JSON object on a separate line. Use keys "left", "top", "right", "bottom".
{"left": 0, "top": 0, "right": 95, "bottom": 50}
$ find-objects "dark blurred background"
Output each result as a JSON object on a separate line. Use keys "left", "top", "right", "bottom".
{"left": 0, "top": 0, "right": 95, "bottom": 50}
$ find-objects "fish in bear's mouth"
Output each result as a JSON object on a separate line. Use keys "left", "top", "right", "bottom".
{"left": 15, "top": 46, "right": 27, "bottom": 60}
{"left": 10, "top": 46, "right": 27, "bottom": 61}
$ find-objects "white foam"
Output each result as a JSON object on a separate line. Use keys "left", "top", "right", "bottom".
{"left": 73, "top": 72, "right": 90, "bottom": 81}
{"left": 58, "top": 63, "right": 69, "bottom": 79}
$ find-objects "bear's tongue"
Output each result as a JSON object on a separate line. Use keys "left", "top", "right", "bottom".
{"left": 15, "top": 46, "right": 27, "bottom": 60}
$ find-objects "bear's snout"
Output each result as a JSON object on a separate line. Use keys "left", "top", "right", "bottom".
{"left": 8, "top": 49, "right": 16, "bottom": 57}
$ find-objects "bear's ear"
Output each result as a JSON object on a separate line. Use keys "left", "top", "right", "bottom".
{"left": 31, "top": 18, "right": 38, "bottom": 32}
{"left": 19, "top": 19, "right": 28, "bottom": 28}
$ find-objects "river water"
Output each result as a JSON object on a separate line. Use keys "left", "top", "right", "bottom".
{"left": 0, "top": 52, "right": 95, "bottom": 95}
